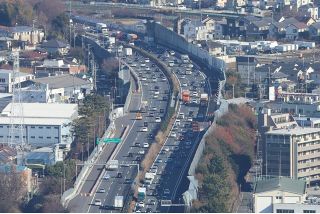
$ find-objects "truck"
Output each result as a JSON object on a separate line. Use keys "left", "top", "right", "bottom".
{"left": 114, "top": 196, "right": 124, "bottom": 209}
{"left": 136, "top": 112, "right": 142, "bottom": 120}
{"left": 182, "top": 90, "right": 190, "bottom": 104}
{"left": 124, "top": 47, "right": 132, "bottom": 56}
{"left": 106, "top": 160, "right": 119, "bottom": 170}
{"left": 140, "top": 101, "right": 148, "bottom": 113}
{"left": 145, "top": 172, "right": 155, "bottom": 185}
{"left": 127, "top": 33, "right": 138, "bottom": 41}
{"left": 96, "top": 23, "right": 107, "bottom": 32}
{"left": 200, "top": 93, "right": 209, "bottom": 106}
{"left": 138, "top": 187, "right": 146, "bottom": 202}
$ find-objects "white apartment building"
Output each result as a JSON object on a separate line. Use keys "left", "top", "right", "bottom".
{"left": 183, "top": 21, "right": 209, "bottom": 42}
{"left": 0, "top": 103, "right": 78, "bottom": 149}
{"left": 0, "top": 69, "right": 34, "bottom": 93}
{"left": 265, "top": 127, "right": 320, "bottom": 183}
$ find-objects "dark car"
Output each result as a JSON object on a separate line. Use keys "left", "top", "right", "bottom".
{"left": 160, "top": 109, "right": 164, "bottom": 113}
{"left": 117, "top": 172, "right": 122, "bottom": 178}
{"left": 136, "top": 156, "right": 141, "bottom": 161}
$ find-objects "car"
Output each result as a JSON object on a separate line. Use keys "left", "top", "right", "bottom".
{"left": 155, "top": 117, "right": 161, "bottom": 123}
{"left": 151, "top": 107, "right": 157, "bottom": 111}
{"left": 144, "top": 121, "right": 148, "bottom": 127}
{"left": 143, "top": 82, "right": 149, "bottom": 86}
{"left": 103, "top": 174, "right": 110, "bottom": 180}
{"left": 135, "top": 142, "right": 141, "bottom": 147}
{"left": 153, "top": 95, "right": 159, "bottom": 99}
{"left": 170, "top": 132, "right": 177, "bottom": 138}
{"left": 162, "top": 96, "right": 168, "bottom": 101}
{"left": 182, "top": 83, "right": 188, "bottom": 87}
{"left": 192, "top": 92, "right": 198, "bottom": 97}
{"left": 149, "top": 112, "right": 154, "bottom": 117}
{"left": 161, "top": 77, "right": 166, "bottom": 81}
{"left": 138, "top": 201, "right": 145, "bottom": 208}
{"left": 141, "top": 63, "right": 146, "bottom": 67}
{"left": 146, "top": 208, "right": 152, "bottom": 213}
{"left": 160, "top": 109, "right": 164, "bottom": 113}
{"left": 154, "top": 90, "right": 160, "bottom": 95}
{"left": 180, "top": 75, "right": 186, "bottom": 79}
{"left": 164, "top": 147, "right": 170, "bottom": 152}
{"left": 145, "top": 67, "right": 150, "bottom": 71}
{"left": 136, "top": 156, "right": 142, "bottom": 161}
{"left": 164, "top": 189, "right": 170, "bottom": 194}
{"left": 98, "top": 188, "right": 106, "bottom": 193}
{"left": 156, "top": 159, "right": 163, "bottom": 163}
{"left": 192, "top": 99, "right": 198, "bottom": 104}
{"left": 175, "top": 119, "right": 181, "bottom": 126}
{"left": 187, "top": 117, "right": 193, "bottom": 122}
{"left": 185, "top": 141, "right": 192, "bottom": 145}
{"left": 141, "top": 77, "right": 147, "bottom": 81}
{"left": 131, "top": 63, "right": 137, "bottom": 67}
{"left": 135, "top": 209, "right": 141, "bottom": 213}
{"left": 178, "top": 113, "right": 185, "bottom": 119}
{"left": 94, "top": 199, "right": 102, "bottom": 206}
{"left": 141, "top": 127, "right": 148, "bottom": 132}
{"left": 117, "top": 172, "right": 122, "bottom": 178}
{"left": 143, "top": 143, "right": 150, "bottom": 148}
{"left": 145, "top": 58, "right": 150, "bottom": 63}
{"left": 139, "top": 150, "right": 145, "bottom": 155}
{"left": 154, "top": 86, "right": 159, "bottom": 90}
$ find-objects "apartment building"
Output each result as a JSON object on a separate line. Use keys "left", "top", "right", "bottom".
{"left": 265, "top": 127, "right": 320, "bottom": 183}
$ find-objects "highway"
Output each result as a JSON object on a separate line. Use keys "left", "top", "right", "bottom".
{"left": 131, "top": 43, "right": 211, "bottom": 213}
{"left": 69, "top": 47, "right": 171, "bottom": 212}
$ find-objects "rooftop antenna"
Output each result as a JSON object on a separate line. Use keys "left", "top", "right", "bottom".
{"left": 8, "top": 52, "right": 27, "bottom": 165}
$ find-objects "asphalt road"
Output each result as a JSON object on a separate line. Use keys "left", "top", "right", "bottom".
{"left": 131, "top": 43, "right": 211, "bottom": 213}
{"left": 85, "top": 50, "right": 171, "bottom": 213}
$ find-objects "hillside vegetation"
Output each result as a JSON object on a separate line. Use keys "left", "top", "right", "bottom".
{"left": 192, "top": 104, "right": 257, "bottom": 212}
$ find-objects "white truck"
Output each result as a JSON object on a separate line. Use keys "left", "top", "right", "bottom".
{"left": 96, "top": 23, "right": 107, "bottom": 32}
{"left": 145, "top": 172, "right": 155, "bottom": 185}
{"left": 124, "top": 47, "right": 133, "bottom": 56}
{"left": 114, "top": 196, "right": 124, "bottom": 209}
{"left": 106, "top": 160, "right": 119, "bottom": 170}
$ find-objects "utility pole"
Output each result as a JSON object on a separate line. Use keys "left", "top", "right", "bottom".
{"left": 69, "top": 0, "right": 72, "bottom": 47}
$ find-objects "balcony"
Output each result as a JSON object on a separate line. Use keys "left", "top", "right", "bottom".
{"left": 298, "top": 152, "right": 320, "bottom": 161}
{"left": 298, "top": 143, "right": 320, "bottom": 152}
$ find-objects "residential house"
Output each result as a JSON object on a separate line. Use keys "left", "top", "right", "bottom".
{"left": 309, "top": 22, "right": 320, "bottom": 39}
{"left": 245, "top": 17, "right": 274, "bottom": 40}
{"left": 34, "top": 59, "right": 86, "bottom": 77}
{"left": 269, "top": 17, "right": 308, "bottom": 40}
{"left": 298, "top": 4, "right": 319, "bottom": 20}
{"left": 41, "top": 39, "right": 69, "bottom": 55}
{"left": 203, "top": 41, "right": 225, "bottom": 56}
{"left": 0, "top": 37, "right": 13, "bottom": 50}
{"left": 202, "top": 17, "right": 215, "bottom": 39}
{"left": 183, "top": 20, "right": 209, "bottom": 41}
{"left": 295, "top": 0, "right": 313, "bottom": 10}
{"left": 216, "top": 0, "right": 228, "bottom": 8}
{"left": 296, "top": 16, "right": 316, "bottom": 26}
{"left": 0, "top": 26, "right": 44, "bottom": 45}
{"left": 0, "top": 69, "right": 35, "bottom": 93}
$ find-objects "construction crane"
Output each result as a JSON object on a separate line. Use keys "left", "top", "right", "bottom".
{"left": 7, "top": 51, "right": 29, "bottom": 165}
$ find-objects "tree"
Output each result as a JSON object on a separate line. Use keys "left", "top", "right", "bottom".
{"left": 49, "top": 13, "right": 69, "bottom": 40}
{"left": 0, "top": 0, "right": 33, "bottom": 26}
{"left": 101, "top": 58, "right": 119, "bottom": 77}
{"left": 0, "top": 166, "right": 24, "bottom": 212}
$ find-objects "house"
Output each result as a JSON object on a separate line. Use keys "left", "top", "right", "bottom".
{"left": 204, "top": 41, "right": 225, "bottom": 56}
{"left": 295, "top": 0, "right": 313, "bottom": 10}
{"left": 253, "top": 177, "right": 307, "bottom": 213}
{"left": 34, "top": 59, "right": 86, "bottom": 77}
{"left": 0, "top": 26, "right": 44, "bottom": 45}
{"left": 202, "top": 17, "right": 215, "bottom": 39}
{"left": 0, "top": 37, "right": 13, "bottom": 50}
{"left": 183, "top": 20, "right": 209, "bottom": 41}
{"left": 20, "top": 74, "right": 93, "bottom": 103}
{"left": 285, "top": 22, "right": 308, "bottom": 40}
{"left": 269, "top": 17, "right": 308, "bottom": 40}
{"left": 245, "top": 17, "right": 274, "bottom": 40}
{"left": 41, "top": 39, "right": 70, "bottom": 55}
{"left": 0, "top": 69, "right": 35, "bottom": 93}
{"left": 296, "top": 16, "right": 316, "bottom": 26}
{"left": 309, "top": 22, "right": 320, "bottom": 39}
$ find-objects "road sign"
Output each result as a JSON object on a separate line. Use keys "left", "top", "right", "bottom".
{"left": 97, "top": 137, "right": 121, "bottom": 144}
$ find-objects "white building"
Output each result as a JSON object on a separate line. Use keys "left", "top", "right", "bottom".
{"left": 183, "top": 20, "right": 209, "bottom": 42}
{"left": 0, "top": 103, "right": 78, "bottom": 149}
{"left": 0, "top": 69, "right": 34, "bottom": 93}
{"left": 21, "top": 75, "right": 93, "bottom": 103}
{"left": 254, "top": 177, "right": 307, "bottom": 213}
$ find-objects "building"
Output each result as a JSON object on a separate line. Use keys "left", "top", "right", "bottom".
{"left": 265, "top": 126, "right": 320, "bottom": 183}
{"left": 183, "top": 20, "right": 209, "bottom": 42}
{"left": 0, "top": 26, "right": 44, "bottom": 45}
{"left": 253, "top": 177, "right": 307, "bottom": 213}
{"left": 236, "top": 56, "right": 257, "bottom": 85}
{"left": 309, "top": 22, "right": 320, "bottom": 39}
{"left": 0, "top": 37, "right": 13, "bottom": 50}
{"left": 25, "top": 146, "right": 63, "bottom": 166}
{"left": 41, "top": 39, "right": 69, "bottom": 55}
{"left": 34, "top": 59, "right": 86, "bottom": 77}
{"left": 0, "top": 69, "right": 35, "bottom": 93}
{"left": 21, "top": 74, "right": 93, "bottom": 103}
{"left": 0, "top": 103, "right": 78, "bottom": 149}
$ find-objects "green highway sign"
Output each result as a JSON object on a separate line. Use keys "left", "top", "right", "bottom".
{"left": 97, "top": 138, "right": 122, "bottom": 144}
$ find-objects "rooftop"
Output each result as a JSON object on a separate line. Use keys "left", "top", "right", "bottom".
{"left": 0, "top": 69, "right": 32, "bottom": 77}
{"left": 266, "top": 127, "right": 320, "bottom": 135}
{"left": 254, "top": 177, "right": 306, "bottom": 195}
{"left": 1, "top": 103, "right": 78, "bottom": 119}
{"left": 31, "top": 75, "right": 91, "bottom": 89}
{"left": 42, "top": 39, "right": 68, "bottom": 48}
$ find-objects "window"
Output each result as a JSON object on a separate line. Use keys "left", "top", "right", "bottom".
{"left": 31, "top": 136, "right": 35, "bottom": 139}
{"left": 0, "top": 136, "right": 3, "bottom": 138}
{"left": 54, "top": 127, "right": 59, "bottom": 129}
{"left": 46, "top": 127, "right": 51, "bottom": 129}
{"left": 39, "top": 136, "right": 43, "bottom": 139}
{"left": 31, "top": 126, "right": 35, "bottom": 129}
{"left": 276, "top": 209, "right": 294, "bottom": 213}
{"left": 47, "top": 137, "right": 51, "bottom": 139}
{"left": 0, "top": 78, "right": 5, "bottom": 83}
{"left": 0, "top": 126, "right": 3, "bottom": 128}
{"left": 303, "top": 210, "right": 316, "bottom": 213}
{"left": 15, "top": 136, "right": 19, "bottom": 139}
{"left": 55, "top": 137, "right": 59, "bottom": 139}
{"left": 276, "top": 196, "right": 282, "bottom": 199}
{"left": 39, "top": 126, "right": 43, "bottom": 129}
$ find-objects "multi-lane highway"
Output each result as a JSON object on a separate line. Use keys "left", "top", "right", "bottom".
{"left": 68, "top": 47, "right": 172, "bottom": 212}
{"left": 131, "top": 43, "right": 210, "bottom": 213}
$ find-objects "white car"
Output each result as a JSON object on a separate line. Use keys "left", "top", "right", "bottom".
{"left": 141, "top": 127, "right": 148, "bottom": 132}
{"left": 182, "top": 83, "right": 188, "bottom": 87}
{"left": 141, "top": 77, "right": 147, "bottom": 81}
{"left": 98, "top": 188, "right": 106, "bottom": 193}
{"left": 187, "top": 117, "right": 193, "bottom": 122}
{"left": 152, "top": 78, "right": 157, "bottom": 82}
{"left": 192, "top": 92, "right": 198, "bottom": 97}
{"left": 141, "top": 63, "right": 146, "bottom": 67}
{"left": 164, "top": 189, "right": 170, "bottom": 194}
{"left": 164, "top": 147, "right": 170, "bottom": 152}
{"left": 151, "top": 107, "right": 157, "bottom": 111}
{"left": 153, "top": 95, "right": 159, "bottom": 99}
{"left": 156, "top": 159, "right": 163, "bottom": 163}
{"left": 131, "top": 63, "right": 137, "bottom": 67}
{"left": 154, "top": 91, "right": 160, "bottom": 95}
{"left": 143, "top": 143, "right": 150, "bottom": 148}
{"left": 94, "top": 199, "right": 102, "bottom": 206}
{"left": 145, "top": 67, "right": 150, "bottom": 71}
{"left": 192, "top": 99, "right": 198, "bottom": 104}
{"left": 161, "top": 77, "right": 166, "bottom": 81}
{"left": 145, "top": 58, "right": 150, "bottom": 63}
{"left": 175, "top": 119, "right": 181, "bottom": 126}
{"left": 170, "top": 132, "right": 177, "bottom": 138}
{"left": 103, "top": 174, "right": 110, "bottom": 180}
{"left": 138, "top": 201, "right": 145, "bottom": 208}
{"left": 155, "top": 117, "right": 161, "bottom": 123}
{"left": 139, "top": 150, "right": 145, "bottom": 155}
